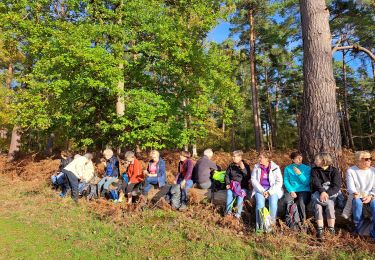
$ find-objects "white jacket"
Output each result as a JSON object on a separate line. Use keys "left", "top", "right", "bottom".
{"left": 64, "top": 156, "right": 95, "bottom": 183}
{"left": 251, "top": 161, "right": 284, "bottom": 199}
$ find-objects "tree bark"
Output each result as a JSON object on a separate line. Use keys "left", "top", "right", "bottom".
{"left": 338, "top": 102, "right": 349, "bottom": 148}
{"left": 249, "top": 9, "right": 263, "bottom": 152}
{"left": 265, "top": 68, "right": 274, "bottom": 150}
{"left": 8, "top": 126, "right": 21, "bottom": 161}
{"left": 342, "top": 51, "right": 355, "bottom": 149}
{"left": 299, "top": 0, "right": 342, "bottom": 164}
{"left": 273, "top": 82, "right": 278, "bottom": 148}
{"left": 116, "top": 63, "right": 125, "bottom": 116}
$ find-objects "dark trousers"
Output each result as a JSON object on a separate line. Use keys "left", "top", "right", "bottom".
{"left": 119, "top": 180, "right": 140, "bottom": 195}
{"left": 284, "top": 191, "right": 311, "bottom": 221}
{"left": 62, "top": 169, "right": 79, "bottom": 202}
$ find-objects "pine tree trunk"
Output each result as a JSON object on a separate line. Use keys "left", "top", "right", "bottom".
{"left": 338, "top": 102, "right": 349, "bottom": 148}
{"left": 249, "top": 9, "right": 263, "bottom": 152}
{"left": 342, "top": 51, "right": 354, "bottom": 149}
{"left": 273, "top": 83, "right": 278, "bottom": 148}
{"left": 299, "top": 0, "right": 342, "bottom": 164}
{"left": 265, "top": 68, "right": 274, "bottom": 150}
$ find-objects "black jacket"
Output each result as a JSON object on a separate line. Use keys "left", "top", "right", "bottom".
{"left": 224, "top": 160, "right": 251, "bottom": 189}
{"left": 311, "top": 165, "right": 342, "bottom": 196}
{"left": 192, "top": 156, "right": 218, "bottom": 184}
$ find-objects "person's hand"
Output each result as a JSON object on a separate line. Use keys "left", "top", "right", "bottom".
{"left": 263, "top": 191, "right": 269, "bottom": 199}
{"left": 238, "top": 161, "right": 245, "bottom": 170}
{"left": 180, "top": 180, "right": 186, "bottom": 189}
{"left": 143, "top": 170, "right": 149, "bottom": 176}
{"left": 291, "top": 192, "right": 297, "bottom": 199}
{"left": 293, "top": 166, "right": 301, "bottom": 175}
{"left": 320, "top": 192, "right": 329, "bottom": 202}
{"left": 353, "top": 192, "right": 360, "bottom": 199}
{"left": 226, "top": 185, "right": 230, "bottom": 190}
{"left": 362, "top": 195, "right": 373, "bottom": 204}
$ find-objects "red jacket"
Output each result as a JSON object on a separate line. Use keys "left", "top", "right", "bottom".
{"left": 127, "top": 158, "right": 144, "bottom": 183}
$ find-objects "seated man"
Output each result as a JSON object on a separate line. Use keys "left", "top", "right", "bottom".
{"left": 97, "top": 149, "right": 119, "bottom": 197}
{"left": 62, "top": 153, "right": 95, "bottom": 202}
{"left": 193, "top": 148, "right": 218, "bottom": 189}
{"left": 346, "top": 151, "right": 375, "bottom": 239}
{"left": 143, "top": 150, "right": 166, "bottom": 196}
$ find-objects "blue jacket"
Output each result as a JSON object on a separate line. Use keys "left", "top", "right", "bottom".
{"left": 105, "top": 156, "right": 119, "bottom": 178}
{"left": 283, "top": 163, "right": 311, "bottom": 193}
{"left": 147, "top": 158, "right": 166, "bottom": 187}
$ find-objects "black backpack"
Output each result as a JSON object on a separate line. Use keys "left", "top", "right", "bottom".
{"left": 285, "top": 202, "right": 302, "bottom": 229}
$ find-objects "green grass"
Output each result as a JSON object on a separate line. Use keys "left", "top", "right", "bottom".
{"left": 0, "top": 178, "right": 374, "bottom": 259}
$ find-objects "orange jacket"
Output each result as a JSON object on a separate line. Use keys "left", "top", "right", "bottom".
{"left": 127, "top": 158, "right": 144, "bottom": 183}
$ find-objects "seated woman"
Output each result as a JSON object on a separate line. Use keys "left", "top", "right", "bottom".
{"left": 251, "top": 151, "right": 283, "bottom": 231}
{"left": 346, "top": 151, "right": 375, "bottom": 239}
{"left": 143, "top": 150, "right": 166, "bottom": 196}
{"left": 61, "top": 153, "right": 95, "bottom": 202}
{"left": 175, "top": 151, "right": 194, "bottom": 210}
{"left": 118, "top": 151, "right": 144, "bottom": 204}
{"left": 284, "top": 151, "right": 311, "bottom": 223}
{"left": 311, "top": 153, "right": 342, "bottom": 238}
{"left": 97, "top": 149, "right": 119, "bottom": 197}
{"left": 224, "top": 150, "right": 250, "bottom": 219}
{"left": 194, "top": 148, "right": 218, "bottom": 189}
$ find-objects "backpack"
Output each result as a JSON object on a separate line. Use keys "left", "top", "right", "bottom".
{"left": 258, "top": 207, "right": 273, "bottom": 233}
{"left": 211, "top": 171, "right": 226, "bottom": 192}
{"left": 285, "top": 202, "right": 301, "bottom": 229}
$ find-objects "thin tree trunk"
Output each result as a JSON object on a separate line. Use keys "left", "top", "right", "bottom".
{"left": 273, "top": 83, "right": 278, "bottom": 148}
{"left": 366, "top": 106, "right": 373, "bottom": 145}
{"left": 372, "top": 58, "right": 375, "bottom": 83}
{"left": 265, "top": 68, "right": 274, "bottom": 150}
{"left": 342, "top": 51, "right": 354, "bottom": 149}
{"left": 192, "top": 144, "right": 197, "bottom": 157}
{"left": 299, "top": 0, "right": 342, "bottom": 165}
{"left": 116, "top": 63, "right": 125, "bottom": 116}
{"left": 339, "top": 102, "right": 349, "bottom": 147}
{"left": 5, "top": 63, "right": 13, "bottom": 89}
{"left": 249, "top": 9, "right": 263, "bottom": 152}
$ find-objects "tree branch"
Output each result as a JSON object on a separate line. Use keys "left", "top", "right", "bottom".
{"left": 332, "top": 44, "right": 375, "bottom": 62}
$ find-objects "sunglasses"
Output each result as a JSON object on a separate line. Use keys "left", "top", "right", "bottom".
{"left": 362, "top": 157, "right": 372, "bottom": 162}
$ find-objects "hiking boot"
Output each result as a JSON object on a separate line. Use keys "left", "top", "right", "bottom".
{"left": 328, "top": 227, "right": 335, "bottom": 236}
{"left": 179, "top": 204, "right": 188, "bottom": 211}
{"left": 316, "top": 227, "right": 324, "bottom": 239}
{"left": 59, "top": 191, "right": 66, "bottom": 197}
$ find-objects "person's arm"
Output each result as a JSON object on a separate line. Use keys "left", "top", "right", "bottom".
{"left": 346, "top": 168, "right": 357, "bottom": 195}
{"left": 251, "top": 166, "right": 266, "bottom": 194}
{"left": 135, "top": 160, "right": 144, "bottom": 182}
{"left": 283, "top": 166, "right": 293, "bottom": 193}
{"left": 207, "top": 159, "right": 218, "bottom": 170}
{"left": 327, "top": 167, "right": 342, "bottom": 196}
{"left": 158, "top": 160, "right": 166, "bottom": 179}
{"left": 224, "top": 166, "right": 231, "bottom": 186}
{"left": 268, "top": 167, "right": 283, "bottom": 196}
{"left": 371, "top": 168, "right": 375, "bottom": 197}
{"left": 113, "top": 158, "right": 120, "bottom": 178}
{"left": 184, "top": 160, "right": 194, "bottom": 181}
{"left": 296, "top": 165, "right": 311, "bottom": 186}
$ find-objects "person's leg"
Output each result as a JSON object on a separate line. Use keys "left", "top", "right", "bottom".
{"left": 352, "top": 198, "right": 363, "bottom": 233}
{"left": 370, "top": 199, "right": 375, "bottom": 239}
{"left": 297, "top": 191, "right": 311, "bottom": 222}
{"left": 143, "top": 176, "right": 159, "bottom": 195}
{"left": 65, "top": 171, "right": 79, "bottom": 202}
{"left": 314, "top": 203, "right": 324, "bottom": 227}
{"left": 234, "top": 190, "right": 247, "bottom": 218}
{"left": 198, "top": 180, "right": 211, "bottom": 190}
{"left": 125, "top": 183, "right": 136, "bottom": 203}
{"left": 103, "top": 177, "right": 116, "bottom": 191}
{"left": 97, "top": 177, "right": 107, "bottom": 195}
{"left": 255, "top": 192, "right": 266, "bottom": 230}
{"left": 326, "top": 199, "right": 336, "bottom": 234}
{"left": 268, "top": 193, "right": 279, "bottom": 223}
{"left": 181, "top": 180, "right": 193, "bottom": 205}
{"left": 342, "top": 193, "right": 353, "bottom": 219}
{"left": 226, "top": 189, "right": 234, "bottom": 214}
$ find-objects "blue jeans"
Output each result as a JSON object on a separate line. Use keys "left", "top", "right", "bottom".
{"left": 98, "top": 176, "right": 117, "bottom": 193}
{"left": 51, "top": 172, "right": 65, "bottom": 186}
{"left": 226, "top": 189, "right": 247, "bottom": 217}
{"left": 352, "top": 198, "right": 375, "bottom": 238}
{"left": 177, "top": 179, "right": 193, "bottom": 204}
{"left": 143, "top": 176, "right": 159, "bottom": 194}
{"left": 255, "top": 192, "right": 279, "bottom": 228}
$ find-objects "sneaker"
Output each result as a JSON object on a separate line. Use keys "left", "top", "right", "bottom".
{"left": 328, "top": 227, "right": 335, "bottom": 235}
{"left": 316, "top": 227, "right": 324, "bottom": 239}
{"left": 234, "top": 213, "right": 241, "bottom": 219}
{"left": 59, "top": 192, "right": 66, "bottom": 197}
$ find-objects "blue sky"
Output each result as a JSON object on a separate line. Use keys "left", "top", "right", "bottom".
{"left": 207, "top": 21, "right": 373, "bottom": 77}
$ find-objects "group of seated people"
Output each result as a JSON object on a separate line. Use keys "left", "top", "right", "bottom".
{"left": 50, "top": 148, "right": 375, "bottom": 240}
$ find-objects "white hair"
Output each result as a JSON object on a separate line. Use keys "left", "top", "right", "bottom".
{"left": 125, "top": 151, "right": 135, "bottom": 159}
{"left": 103, "top": 148, "right": 114, "bottom": 160}
{"left": 74, "top": 154, "right": 81, "bottom": 159}
{"left": 203, "top": 148, "right": 214, "bottom": 158}
{"left": 150, "top": 150, "right": 160, "bottom": 158}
